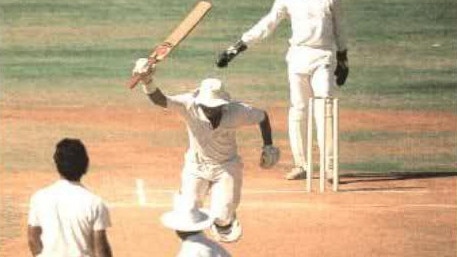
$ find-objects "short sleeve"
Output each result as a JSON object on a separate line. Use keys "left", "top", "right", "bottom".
{"left": 93, "top": 201, "right": 111, "bottom": 231}
{"left": 28, "top": 193, "right": 40, "bottom": 227}
{"left": 229, "top": 102, "right": 266, "bottom": 127}
{"left": 166, "top": 92, "right": 194, "bottom": 115}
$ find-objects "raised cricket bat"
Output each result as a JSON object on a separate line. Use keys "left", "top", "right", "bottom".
{"left": 126, "top": 1, "right": 212, "bottom": 89}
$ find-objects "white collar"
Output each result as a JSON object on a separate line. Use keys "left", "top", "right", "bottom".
{"left": 184, "top": 233, "right": 207, "bottom": 242}
{"left": 56, "top": 179, "right": 84, "bottom": 187}
{"left": 195, "top": 104, "right": 229, "bottom": 122}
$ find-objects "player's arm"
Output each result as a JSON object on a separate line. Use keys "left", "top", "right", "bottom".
{"left": 259, "top": 111, "right": 273, "bottom": 146}
{"left": 216, "top": 0, "right": 287, "bottom": 68}
{"left": 259, "top": 111, "right": 280, "bottom": 169}
{"left": 231, "top": 103, "right": 280, "bottom": 168}
{"left": 132, "top": 58, "right": 167, "bottom": 108}
{"left": 145, "top": 86, "right": 167, "bottom": 108}
{"left": 27, "top": 225, "right": 43, "bottom": 256}
{"left": 93, "top": 230, "right": 113, "bottom": 257}
{"left": 92, "top": 202, "right": 113, "bottom": 257}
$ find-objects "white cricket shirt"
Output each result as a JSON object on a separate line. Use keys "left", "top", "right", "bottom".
{"left": 167, "top": 93, "right": 265, "bottom": 165}
{"left": 28, "top": 179, "right": 111, "bottom": 257}
{"left": 241, "top": 0, "right": 347, "bottom": 51}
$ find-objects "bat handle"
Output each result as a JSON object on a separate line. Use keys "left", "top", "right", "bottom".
{"left": 126, "top": 57, "right": 159, "bottom": 89}
{"left": 126, "top": 74, "right": 142, "bottom": 89}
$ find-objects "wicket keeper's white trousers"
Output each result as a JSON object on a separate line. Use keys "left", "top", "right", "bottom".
{"left": 180, "top": 159, "right": 243, "bottom": 226}
{"left": 286, "top": 46, "right": 336, "bottom": 177}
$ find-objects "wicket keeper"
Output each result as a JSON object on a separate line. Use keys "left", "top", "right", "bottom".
{"left": 216, "top": 0, "right": 349, "bottom": 181}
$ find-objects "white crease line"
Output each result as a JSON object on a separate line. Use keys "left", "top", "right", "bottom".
{"left": 135, "top": 179, "right": 146, "bottom": 206}
{"left": 17, "top": 201, "right": 456, "bottom": 210}
{"left": 144, "top": 189, "right": 308, "bottom": 194}
{"left": 340, "top": 190, "right": 430, "bottom": 194}
{"left": 103, "top": 202, "right": 457, "bottom": 210}
{"left": 108, "top": 202, "right": 170, "bottom": 208}
{"left": 133, "top": 188, "right": 430, "bottom": 194}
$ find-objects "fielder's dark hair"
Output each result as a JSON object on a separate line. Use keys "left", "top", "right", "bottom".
{"left": 53, "top": 138, "right": 89, "bottom": 181}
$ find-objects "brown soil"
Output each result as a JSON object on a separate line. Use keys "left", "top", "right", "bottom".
{"left": 0, "top": 104, "right": 456, "bottom": 257}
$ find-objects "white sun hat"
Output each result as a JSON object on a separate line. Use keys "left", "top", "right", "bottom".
{"left": 194, "top": 78, "right": 231, "bottom": 107}
{"left": 161, "top": 193, "right": 213, "bottom": 232}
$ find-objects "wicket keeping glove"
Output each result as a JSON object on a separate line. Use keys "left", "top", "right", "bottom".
{"left": 216, "top": 40, "right": 248, "bottom": 68}
{"left": 334, "top": 50, "right": 349, "bottom": 86}
{"left": 132, "top": 58, "right": 156, "bottom": 94}
{"left": 259, "top": 145, "right": 280, "bottom": 169}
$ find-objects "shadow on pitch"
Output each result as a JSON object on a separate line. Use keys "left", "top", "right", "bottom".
{"left": 338, "top": 186, "right": 425, "bottom": 193}
{"left": 338, "top": 171, "right": 457, "bottom": 185}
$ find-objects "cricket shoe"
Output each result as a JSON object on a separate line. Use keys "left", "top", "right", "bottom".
{"left": 210, "top": 218, "right": 242, "bottom": 243}
{"left": 285, "top": 166, "right": 306, "bottom": 180}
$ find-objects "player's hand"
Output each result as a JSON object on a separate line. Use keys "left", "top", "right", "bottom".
{"left": 216, "top": 40, "right": 248, "bottom": 68}
{"left": 133, "top": 58, "right": 155, "bottom": 83}
{"left": 132, "top": 58, "right": 157, "bottom": 94}
{"left": 259, "top": 145, "right": 280, "bottom": 169}
{"left": 334, "top": 50, "right": 349, "bottom": 86}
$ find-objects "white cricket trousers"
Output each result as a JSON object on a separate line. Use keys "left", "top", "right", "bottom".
{"left": 287, "top": 53, "right": 335, "bottom": 175}
{"left": 180, "top": 160, "right": 243, "bottom": 226}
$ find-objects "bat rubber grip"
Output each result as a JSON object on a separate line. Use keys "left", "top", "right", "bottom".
{"left": 126, "top": 74, "right": 142, "bottom": 89}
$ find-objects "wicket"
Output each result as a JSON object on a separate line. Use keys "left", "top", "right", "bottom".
{"left": 306, "top": 97, "right": 339, "bottom": 192}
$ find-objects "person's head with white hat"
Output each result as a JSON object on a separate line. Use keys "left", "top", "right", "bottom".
{"left": 161, "top": 193, "right": 213, "bottom": 236}
{"left": 161, "top": 194, "right": 233, "bottom": 256}
{"left": 194, "top": 78, "right": 231, "bottom": 122}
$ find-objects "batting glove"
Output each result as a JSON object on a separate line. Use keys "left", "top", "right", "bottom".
{"left": 334, "top": 50, "right": 349, "bottom": 86}
{"left": 259, "top": 145, "right": 280, "bottom": 169}
{"left": 216, "top": 40, "right": 248, "bottom": 68}
{"left": 132, "top": 58, "right": 157, "bottom": 94}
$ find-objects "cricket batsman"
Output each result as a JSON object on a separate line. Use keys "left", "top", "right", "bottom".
{"left": 131, "top": 58, "right": 280, "bottom": 243}
{"left": 216, "top": 0, "right": 349, "bottom": 181}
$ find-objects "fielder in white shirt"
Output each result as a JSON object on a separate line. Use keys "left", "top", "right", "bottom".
{"left": 161, "top": 193, "right": 232, "bottom": 257}
{"left": 132, "top": 59, "right": 280, "bottom": 243}
{"left": 28, "top": 138, "right": 113, "bottom": 257}
{"left": 216, "top": 0, "right": 349, "bottom": 181}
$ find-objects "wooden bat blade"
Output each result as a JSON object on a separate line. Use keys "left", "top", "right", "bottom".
{"left": 126, "top": 1, "right": 212, "bottom": 89}
{"left": 163, "top": 1, "right": 212, "bottom": 47}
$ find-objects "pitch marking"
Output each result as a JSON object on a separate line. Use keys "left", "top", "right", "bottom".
{"left": 135, "top": 179, "right": 147, "bottom": 206}
{"left": 104, "top": 201, "right": 456, "bottom": 210}
{"left": 135, "top": 188, "right": 429, "bottom": 194}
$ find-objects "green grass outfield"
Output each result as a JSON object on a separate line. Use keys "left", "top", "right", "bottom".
{"left": 1, "top": 0, "right": 456, "bottom": 173}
